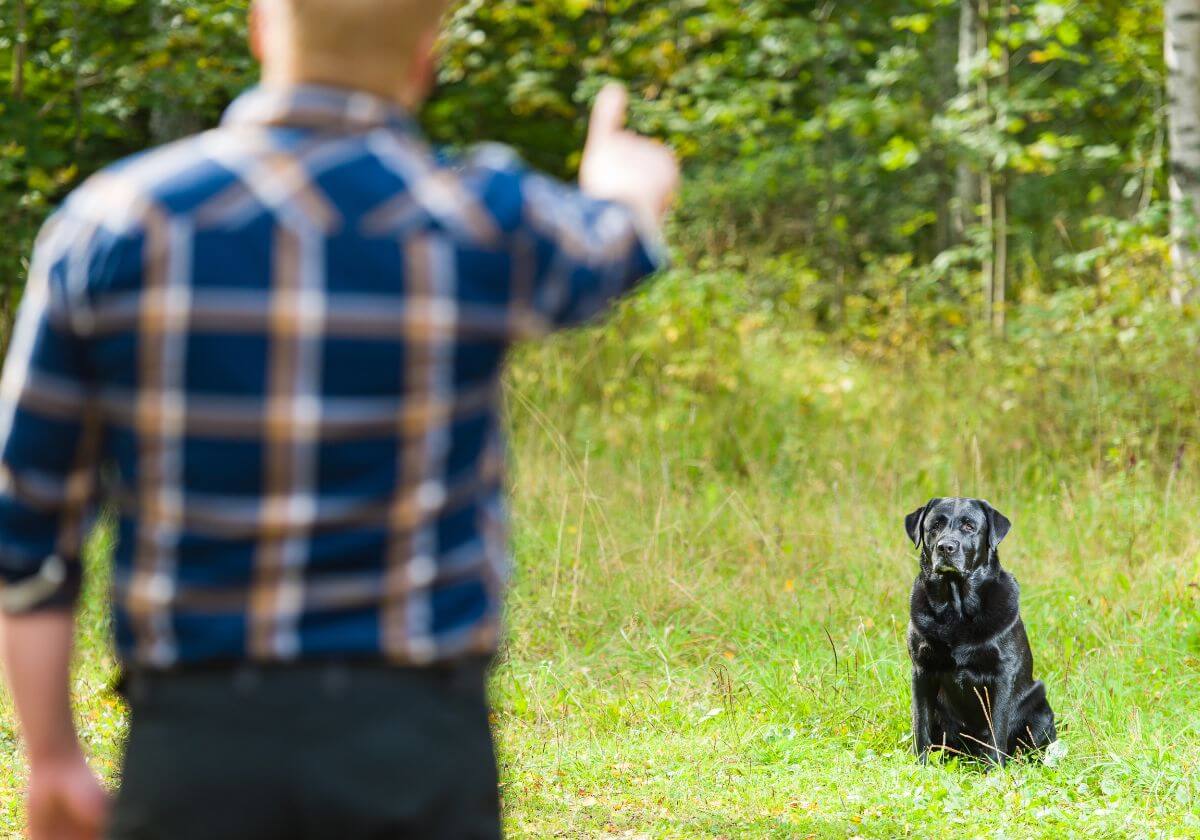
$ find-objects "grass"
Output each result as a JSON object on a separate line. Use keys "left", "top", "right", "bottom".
{"left": 2, "top": 268, "right": 1199, "bottom": 838}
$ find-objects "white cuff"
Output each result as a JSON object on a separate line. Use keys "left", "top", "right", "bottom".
{"left": 0, "top": 555, "right": 68, "bottom": 614}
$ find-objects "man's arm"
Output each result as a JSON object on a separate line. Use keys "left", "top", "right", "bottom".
{"left": 3, "top": 612, "right": 78, "bottom": 762}
{"left": 499, "top": 83, "right": 679, "bottom": 333}
{"left": 3, "top": 612, "right": 108, "bottom": 839}
{"left": 579, "top": 84, "right": 679, "bottom": 244}
{"left": 0, "top": 210, "right": 111, "bottom": 839}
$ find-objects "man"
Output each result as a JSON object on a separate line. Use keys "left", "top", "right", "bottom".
{"left": 0, "top": 0, "right": 679, "bottom": 837}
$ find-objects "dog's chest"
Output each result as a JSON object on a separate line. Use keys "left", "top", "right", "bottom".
{"left": 915, "top": 637, "right": 1001, "bottom": 687}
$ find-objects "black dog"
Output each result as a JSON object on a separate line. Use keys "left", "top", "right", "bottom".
{"left": 905, "top": 497, "right": 1056, "bottom": 766}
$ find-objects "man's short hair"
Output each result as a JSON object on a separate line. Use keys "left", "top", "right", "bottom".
{"left": 281, "top": 0, "right": 450, "bottom": 62}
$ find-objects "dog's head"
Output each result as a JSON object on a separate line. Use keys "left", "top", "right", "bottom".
{"left": 904, "top": 497, "right": 1011, "bottom": 582}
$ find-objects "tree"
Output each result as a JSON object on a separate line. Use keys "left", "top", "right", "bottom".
{"left": 955, "top": 0, "right": 980, "bottom": 241}
{"left": 11, "top": 0, "right": 26, "bottom": 101}
{"left": 1166, "top": 0, "right": 1200, "bottom": 304}
{"left": 0, "top": 0, "right": 1175, "bottom": 340}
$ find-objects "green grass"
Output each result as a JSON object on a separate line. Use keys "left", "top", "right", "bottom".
{"left": 2, "top": 269, "right": 1200, "bottom": 838}
{"left": 494, "top": 323, "right": 1200, "bottom": 838}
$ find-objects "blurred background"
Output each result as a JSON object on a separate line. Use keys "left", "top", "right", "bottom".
{"left": 0, "top": 1, "right": 1187, "bottom": 345}
{"left": 1, "top": 2, "right": 1197, "bottom": 836}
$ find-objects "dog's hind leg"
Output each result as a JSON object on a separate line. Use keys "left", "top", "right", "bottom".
{"left": 1008, "top": 681, "right": 1056, "bottom": 755}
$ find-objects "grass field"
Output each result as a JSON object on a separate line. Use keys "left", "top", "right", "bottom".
{"left": 2, "top": 268, "right": 1199, "bottom": 838}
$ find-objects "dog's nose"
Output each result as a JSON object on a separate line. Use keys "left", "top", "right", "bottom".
{"left": 937, "top": 539, "right": 959, "bottom": 556}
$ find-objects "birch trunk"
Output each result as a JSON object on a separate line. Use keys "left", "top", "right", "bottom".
{"left": 934, "top": 13, "right": 958, "bottom": 252}
{"left": 815, "top": 1, "right": 847, "bottom": 322}
{"left": 1167, "top": 0, "right": 1200, "bottom": 305}
{"left": 977, "top": 0, "right": 994, "bottom": 328}
{"left": 991, "top": 0, "right": 1011, "bottom": 338}
{"left": 954, "top": 0, "right": 980, "bottom": 240}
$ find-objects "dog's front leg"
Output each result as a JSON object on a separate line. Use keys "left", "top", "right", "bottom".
{"left": 912, "top": 670, "right": 938, "bottom": 763}
{"left": 979, "top": 683, "right": 1012, "bottom": 768}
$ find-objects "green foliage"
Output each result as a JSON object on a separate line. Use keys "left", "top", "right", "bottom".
{"left": 425, "top": 0, "right": 1170, "bottom": 332}
{"left": 0, "top": 0, "right": 254, "bottom": 323}
{"left": 1, "top": 4, "right": 1198, "bottom": 835}
{"left": 0, "top": 0, "right": 1176, "bottom": 339}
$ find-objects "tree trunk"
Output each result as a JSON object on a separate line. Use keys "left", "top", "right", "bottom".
{"left": 977, "top": 0, "right": 994, "bottom": 328}
{"left": 815, "top": 1, "right": 846, "bottom": 324}
{"left": 991, "top": 0, "right": 1011, "bottom": 338}
{"left": 982, "top": 171, "right": 994, "bottom": 328}
{"left": 1166, "top": 0, "right": 1200, "bottom": 305}
{"left": 12, "top": 0, "right": 27, "bottom": 101}
{"left": 992, "top": 177, "right": 1008, "bottom": 337}
{"left": 932, "top": 11, "right": 959, "bottom": 253}
{"left": 954, "top": 0, "right": 980, "bottom": 240}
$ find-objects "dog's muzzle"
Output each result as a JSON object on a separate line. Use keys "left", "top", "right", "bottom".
{"left": 931, "top": 539, "right": 965, "bottom": 577}
{"left": 933, "top": 563, "right": 964, "bottom": 578}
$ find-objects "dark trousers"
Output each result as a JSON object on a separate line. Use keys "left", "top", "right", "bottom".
{"left": 108, "top": 659, "right": 501, "bottom": 840}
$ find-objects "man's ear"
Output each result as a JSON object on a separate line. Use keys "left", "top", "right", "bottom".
{"left": 905, "top": 498, "right": 941, "bottom": 547}
{"left": 978, "top": 501, "right": 1012, "bottom": 549}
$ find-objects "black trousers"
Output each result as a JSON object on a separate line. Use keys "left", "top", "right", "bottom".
{"left": 108, "top": 659, "right": 501, "bottom": 840}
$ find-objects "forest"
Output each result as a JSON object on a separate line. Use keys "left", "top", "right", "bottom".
{"left": 1, "top": 0, "right": 1191, "bottom": 336}
{"left": 1, "top": 1, "right": 1199, "bottom": 837}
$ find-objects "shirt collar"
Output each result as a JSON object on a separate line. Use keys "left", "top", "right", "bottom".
{"left": 221, "top": 84, "right": 418, "bottom": 134}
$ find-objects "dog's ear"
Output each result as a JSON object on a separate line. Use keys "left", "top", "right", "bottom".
{"left": 978, "top": 500, "right": 1012, "bottom": 548}
{"left": 905, "top": 498, "right": 941, "bottom": 547}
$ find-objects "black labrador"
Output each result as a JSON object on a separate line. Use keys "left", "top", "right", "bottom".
{"left": 905, "top": 497, "right": 1056, "bottom": 766}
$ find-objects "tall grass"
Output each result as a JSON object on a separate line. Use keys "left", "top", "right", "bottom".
{"left": 497, "top": 268, "right": 1200, "bottom": 837}
{"left": 1, "top": 266, "right": 1198, "bottom": 837}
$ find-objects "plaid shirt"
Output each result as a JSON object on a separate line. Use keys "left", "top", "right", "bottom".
{"left": 0, "top": 85, "right": 661, "bottom": 668}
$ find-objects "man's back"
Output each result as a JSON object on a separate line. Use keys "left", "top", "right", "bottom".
{"left": 0, "top": 5, "right": 676, "bottom": 836}
{"left": 1, "top": 84, "right": 660, "bottom": 669}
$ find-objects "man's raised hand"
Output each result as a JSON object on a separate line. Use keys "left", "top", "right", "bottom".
{"left": 580, "top": 83, "right": 680, "bottom": 233}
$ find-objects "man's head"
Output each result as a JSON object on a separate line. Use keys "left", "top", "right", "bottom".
{"left": 905, "top": 497, "right": 1011, "bottom": 581}
{"left": 250, "top": 0, "right": 449, "bottom": 107}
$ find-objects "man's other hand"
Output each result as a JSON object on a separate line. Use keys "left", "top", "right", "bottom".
{"left": 580, "top": 83, "right": 680, "bottom": 233}
{"left": 27, "top": 746, "right": 109, "bottom": 839}
{"left": 2, "top": 611, "right": 109, "bottom": 839}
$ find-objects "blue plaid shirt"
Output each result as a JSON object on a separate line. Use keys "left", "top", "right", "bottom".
{"left": 0, "top": 85, "right": 661, "bottom": 668}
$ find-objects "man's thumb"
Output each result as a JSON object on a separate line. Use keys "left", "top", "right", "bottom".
{"left": 588, "top": 83, "right": 628, "bottom": 143}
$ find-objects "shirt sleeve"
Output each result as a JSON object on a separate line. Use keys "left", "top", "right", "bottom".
{"left": 0, "top": 211, "right": 104, "bottom": 614}
{"left": 514, "top": 168, "right": 667, "bottom": 332}
{"left": 463, "top": 145, "right": 666, "bottom": 336}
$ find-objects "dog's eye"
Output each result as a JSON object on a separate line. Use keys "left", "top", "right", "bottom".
{"left": 961, "top": 521, "right": 976, "bottom": 533}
